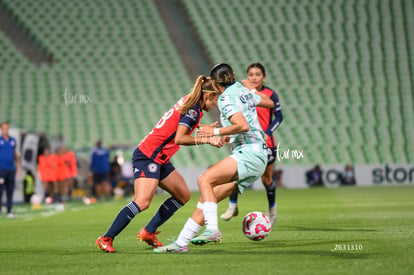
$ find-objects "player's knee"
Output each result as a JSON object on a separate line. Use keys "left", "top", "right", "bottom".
{"left": 197, "top": 174, "right": 209, "bottom": 190}
{"left": 134, "top": 199, "right": 150, "bottom": 211}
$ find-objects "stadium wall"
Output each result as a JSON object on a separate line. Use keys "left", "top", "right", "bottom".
{"left": 6, "top": 163, "right": 414, "bottom": 204}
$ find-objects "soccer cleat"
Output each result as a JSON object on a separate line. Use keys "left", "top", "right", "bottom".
{"left": 190, "top": 230, "right": 223, "bottom": 245}
{"left": 95, "top": 236, "right": 116, "bottom": 253}
{"left": 137, "top": 228, "right": 164, "bottom": 248}
{"left": 268, "top": 204, "right": 277, "bottom": 225}
{"left": 220, "top": 204, "right": 238, "bottom": 221}
{"left": 153, "top": 241, "right": 188, "bottom": 254}
{"left": 6, "top": 213, "right": 16, "bottom": 218}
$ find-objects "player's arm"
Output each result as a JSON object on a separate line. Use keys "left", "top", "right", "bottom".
{"left": 264, "top": 92, "right": 283, "bottom": 137}
{"left": 14, "top": 147, "right": 21, "bottom": 177}
{"left": 218, "top": 112, "right": 250, "bottom": 135}
{"left": 254, "top": 91, "right": 274, "bottom": 108}
{"left": 242, "top": 79, "right": 274, "bottom": 108}
{"left": 197, "top": 112, "right": 249, "bottom": 137}
{"left": 175, "top": 125, "right": 225, "bottom": 147}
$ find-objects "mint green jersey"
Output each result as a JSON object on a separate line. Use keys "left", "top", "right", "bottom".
{"left": 218, "top": 82, "right": 265, "bottom": 147}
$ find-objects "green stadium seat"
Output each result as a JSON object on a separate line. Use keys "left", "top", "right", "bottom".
{"left": 0, "top": 0, "right": 413, "bottom": 166}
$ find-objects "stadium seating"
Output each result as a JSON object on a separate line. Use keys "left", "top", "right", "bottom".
{"left": 0, "top": 0, "right": 228, "bottom": 167}
{"left": 182, "top": 0, "right": 413, "bottom": 165}
{"left": 0, "top": 0, "right": 412, "bottom": 166}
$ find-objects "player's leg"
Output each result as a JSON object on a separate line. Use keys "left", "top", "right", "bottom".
{"left": 66, "top": 177, "right": 74, "bottom": 201}
{"left": 187, "top": 182, "right": 237, "bottom": 245}
{"left": 0, "top": 169, "right": 5, "bottom": 215}
{"left": 43, "top": 181, "right": 49, "bottom": 199}
{"left": 52, "top": 181, "right": 60, "bottom": 203}
{"left": 5, "top": 170, "right": 16, "bottom": 217}
{"left": 155, "top": 158, "right": 237, "bottom": 252}
{"left": 54, "top": 180, "right": 63, "bottom": 203}
{"left": 138, "top": 166, "right": 190, "bottom": 247}
{"left": 108, "top": 177, "right": 157, "bottom": 236}
{"left": 96, "top": 177, "right": 157, "bottom": 253}
{"left": 220, "top": 189, "right": 239, "bottom": 221}
{"left": 197, "top": 156, "right": 238, "bottom": 232}
{"left": 145, "top": 169, "right": 190, "bottom": 231}
{"left": 93, "top": 174, "right": 103, "bottom": 200}
{"left": 155, "top": 182, "right": 237, "bottom": 253}
{"left": 262, "top": 164, "right": 277, "bottom": 225}
{"left": 59, "top": 178, "right": 67, "bottom": 203}
{"left": 102, "top": 179, "right": 112, "bottom": 200}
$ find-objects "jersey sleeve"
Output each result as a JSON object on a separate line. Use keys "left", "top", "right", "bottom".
{"left": 252, "top": 92, "right": 262, "bottom": 106}
{"left": 271, "top": 92, "right": 281, "bottom": 112}
{"left": 178, "top": 105, "right": 201, "bottom": 129}
{"left": 265, "top": 92, "right": 283, "bottom": 136}
{"left": 218, "top": 93, "right": 239, "bottom": 119}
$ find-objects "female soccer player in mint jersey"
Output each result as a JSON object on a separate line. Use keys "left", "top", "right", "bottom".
{"left": 154, "top": 63, "right": 274, "bottom": 253}
{"left": 221, "top": 62, "right": 283, "bottom": 225}
{"left": 96, "top": 76, "right": 225, "bottom": 253}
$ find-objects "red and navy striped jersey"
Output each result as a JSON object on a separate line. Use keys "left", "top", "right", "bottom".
{"left": 256, "top": 86, "right": 283, "bottom": 149}
{"left": 138, "top": 96, "right": 203, "bottom": 164}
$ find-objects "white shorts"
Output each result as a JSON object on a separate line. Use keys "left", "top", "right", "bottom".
{"left": 230, "top": 144, "right": 267, "bottom": 193}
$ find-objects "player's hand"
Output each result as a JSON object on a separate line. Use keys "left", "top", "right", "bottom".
{"left": 223, "top": 136, "right": 231, "bottom": 143}
{"left": 197, "top": 125, "right": 215, "bottom": 137}
{"left": 209, "top": 136, "right": 225, "bottom": 148}
{"left": 242, "top": 79, "right": 255, "bottom": 91}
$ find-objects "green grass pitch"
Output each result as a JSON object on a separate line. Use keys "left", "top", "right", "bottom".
{"left": 1, "top": 185, "right": 413, "bottom": 274}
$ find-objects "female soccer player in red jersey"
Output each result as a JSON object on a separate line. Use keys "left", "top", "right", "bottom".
{"left": 96, "top": 76, "right": 225, "bottom": 253}
{"left": 221, "top": 62, "right": 283, "bottom": 225}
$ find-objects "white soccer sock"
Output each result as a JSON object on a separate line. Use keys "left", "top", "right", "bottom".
{"left": 203, "top": 202, "right": 218, "bottom": 231}
{"left": 176, "top": 218, "right": 202, "bottom": 247}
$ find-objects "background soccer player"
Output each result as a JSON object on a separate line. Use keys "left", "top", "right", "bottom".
{"left": 221, "top": 62, "right": 283, "bottom": 225}
{"left": 95, "top": 75, "right": 226, "bottom": 253}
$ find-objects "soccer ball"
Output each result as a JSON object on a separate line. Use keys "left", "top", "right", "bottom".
{"left": 45, "top": 196, "right": 54, "bottom": 204}
{"left": 242, "top": 211, "right": 272, "bottom": 241}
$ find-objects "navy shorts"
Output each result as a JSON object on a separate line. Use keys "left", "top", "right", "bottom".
{"left": 93, "top": 173, "right": 109, "bottom": 185}
{"left": 132, "top": 148, "right": 175, "bottom": 181}
{"left": 267, "top": 146, "right": 277, "bottom": 165}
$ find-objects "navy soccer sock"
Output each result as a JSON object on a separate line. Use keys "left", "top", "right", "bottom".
{"left": 104, "top": 201, "right": 140, "bottom": 238}
{"left": 265, "top": 181, "right": 276, "bottom": 208}
{"left": 229, "top": 190, "right": 239, "bottom": 204}
{"left": 145, "top": 197, "right": 184, "bottom": 233}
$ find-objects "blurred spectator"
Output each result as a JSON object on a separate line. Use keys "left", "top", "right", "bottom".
{"left": 38, "top": 147, "right": 57, "bottom": 201}
{"left": 56, "top": 146, "right": 70, "bottom": 203}
{"left": 90, "top": 140, "right": 111, "bottom": 199}
{"left": 109, "top": 156, "right": 122, "bottom": 189}
{"left": 340, "top": 164, "right": 356, "bottom": 185}
{"left": 272, "top": 169, "right": 283, "bottom": 188}
{"left": 23, "top": 170, "right": 35, "bottom": 203}
{"left": 63, "top": 147, "right": 78, "bottom": 201}
{"left": 0, "top": 121, "right": 21, "bottom": 218}
{"left": 306, "top": 165, "right": 324, "bottom": 187}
